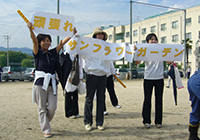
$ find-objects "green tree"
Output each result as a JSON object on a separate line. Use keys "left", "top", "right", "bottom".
{"left": 0, "top": 53, "right": 7, "bottom": 67}
{"left": 21, "top": 59, "right": 34, "bottom": 67}
{"left": 0, "top": 51, "right": 33, "bottom": 67}
{"left": 182, "top": 38, "right": 193, "bottom": 66}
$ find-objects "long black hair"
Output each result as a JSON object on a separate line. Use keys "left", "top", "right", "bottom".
{"left": 36, "top": 34, "right": 52, "bottom": 48}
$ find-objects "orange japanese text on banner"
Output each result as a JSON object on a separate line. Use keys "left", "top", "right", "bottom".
{"left": 31, "top": 11, "right": 75, "bottom": 37}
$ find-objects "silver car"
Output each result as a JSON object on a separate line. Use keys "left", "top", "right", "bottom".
{"left": 115, "top": 68, "right": 128, "bottom": 80}
{"left": 22, "top": 68, "right": 35, "bottom": 81}
{"left": 2, "top": 66, "right": 23, "bottom": 82}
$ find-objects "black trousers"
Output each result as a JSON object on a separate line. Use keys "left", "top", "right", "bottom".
{"left": 84, "top": 74, "right": 106, "bottom": 126}
{"left": 104, "top": 75, "right": 118, "bottom": 111}
{"left": 187, "top": 72, "right": 191, "bottom": 79}
{"left": 65, "top": 89, "right": 79, "bottom": 117}
{"left": 142, "top": 79, "right": 164, "bottom": 125}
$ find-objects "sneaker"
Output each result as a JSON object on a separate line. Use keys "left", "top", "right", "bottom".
{"left": 115, "top": 105, "right": 121, "bottom": 109}
{"left": 76, "top": 114, "right": 81, "bottom": 118}
{"left": 144, "top": 123, "right": 151, "bottom": 128}
{"left": 69, "top": 115, "right": 76, "bottom": 119}
{"left": 44, "top": 133, "right": 52, "bottom": 138}
{"left": 104, "top": 111, "right": 108, "bottom": 115}
{"left": 156, "top": 124, "right": 162, "bottom": 128}
{"left": 166, "top": 86, "right": 170, "bottom": 88}
{"left": 97, "top": 126, "right": 105, "bottom": 131}
{"left": 85, "top": 124, "right": 92, "bottom": 131}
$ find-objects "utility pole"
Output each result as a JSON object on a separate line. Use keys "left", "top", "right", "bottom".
{"left": 129, "top": 0, "right": 132, "bottom": 80}
{"left": 57, "top": 0, "right": 60, "bottom": 45}
{"left": 4, "top": 35, "right": 10, "bottom": 66}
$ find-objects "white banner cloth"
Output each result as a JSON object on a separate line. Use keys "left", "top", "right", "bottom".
{"left": 31, "top": 11, "right": 75, "bottom": 37}
{"left": 65, "top": 36, "right": 183, "bottom": 62}
{"left": 134, "top": 43, "right": 183, "bottom": 61}
{"left": 65, "top": 36, "right": 128, "bottom": 61}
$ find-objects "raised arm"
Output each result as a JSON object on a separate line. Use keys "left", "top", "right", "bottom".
{"left": 27, "top": 22, "right": 38, "bottom": 55}
{"left": 56, "top": 27, "right": 77, "bottom": 53}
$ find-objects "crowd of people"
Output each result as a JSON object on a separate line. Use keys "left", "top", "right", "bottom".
{"left": 26, "top": 21, "right": 198, "bottom": 140}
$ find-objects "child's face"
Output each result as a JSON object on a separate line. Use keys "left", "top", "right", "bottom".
{"left": 96, "top": 33, "right": 104, "bottom": 40}
{"left": 148, "top": 36, "right": 158, "bottom": 43}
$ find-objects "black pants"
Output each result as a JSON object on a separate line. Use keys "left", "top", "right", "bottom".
{"left": 187, "top": 72, "right": 191, "bottom": 79}
{"left": 142, "top": 79, "right": 164, "bottom": 125}
{"left": 84, "top": 74, "right": 106, "bottom": 126}
{"left": 104, "top": 75, "right": 118, "bottom": 111}
{"left": 65, "top": 89, "right": 79, "bottom": 117}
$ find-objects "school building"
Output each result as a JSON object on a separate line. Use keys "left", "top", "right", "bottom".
{"left": 83, "top": 4, "right": 200, "bottom": 74}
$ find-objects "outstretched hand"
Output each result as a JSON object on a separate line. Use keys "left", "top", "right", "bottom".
{"left": 57, "top": 40, "right": 64, "bottom": 52}
{"left": 73, "top": 27, "right": 77, "bottom": 35}
{"left": 27, "top": 22, "right": 33, "bottom": 29}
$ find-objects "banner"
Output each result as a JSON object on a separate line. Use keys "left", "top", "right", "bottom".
{"left": 65, "top": 36, "right": 129, "bottom": 61}
{"left": 65, "top": 36, "right": 184, "bottom": 62}
{"left": 31, "top": 11, "right": 75, "bottom": 37}
{"left": 134, "top": 43, "right": 183, "bottom": 61}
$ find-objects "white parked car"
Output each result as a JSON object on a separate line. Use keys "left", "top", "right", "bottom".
{"left": 115, "top": 68, "right": 128, "bottom": 80}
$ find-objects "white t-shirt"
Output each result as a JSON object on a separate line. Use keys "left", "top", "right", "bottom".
{"left": 144, "top": 61, "right": 164, "bottom": 80}
{"left": 81, "top": 55, "right": 111, "bottom": 76}
{"left": 187, "top": 67, "right": 191, "bottom": 72}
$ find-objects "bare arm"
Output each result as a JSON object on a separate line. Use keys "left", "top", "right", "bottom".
{"left": 27, "top": 22, "right": 38, "bottom": 55}
{"left": 56, "top": 27, "right": 77, "bottom": 53}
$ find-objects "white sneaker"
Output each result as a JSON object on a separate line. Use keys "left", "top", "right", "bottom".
{"left": 104, "top": 111, "right": 108, "bottom": 115}
{"left": 44, "top": 133, "right": 52, "bottom": 138}
{"left": 69, "top": 115, "right": 76, "bottom": 119}
{"left": 97, "top": 126, "right": 105, "bottom": 131}
{"left": 76, "top": 114, "right": 81, "bottom": 118}
{"left": 144, "top": 123, "right": 151, "bottom": 128}
{"left": 115, "top": 105, "right": 121, "bottom": 109}
{"left": 85, "top": 124, "right": 92, "bottom": 131}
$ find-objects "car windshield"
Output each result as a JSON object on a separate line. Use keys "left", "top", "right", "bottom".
{"left": 26, "top": 69, "right": 33, "bottom": 73}
{"left": 3, "top": 67, "right": 9, "bottom": 71}
{"left": 137, "top": 68, "right": 144, "bottom": 72}
{"left": 119, "top": 69, "right": 128, "bottom": 72}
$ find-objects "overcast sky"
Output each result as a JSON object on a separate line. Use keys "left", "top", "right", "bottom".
{"left": 0, "top": 0, "right": 199, "bottom": 49}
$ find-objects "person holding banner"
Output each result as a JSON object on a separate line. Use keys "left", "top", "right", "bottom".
{"left": 134, "top": 33, "right": 171, "bottom": 129}
{"left": 27, "top": 22, "right": 76, "bottom": 138}
{"left": 104, "top": 61, "right": 121, "bottom": 115}
{"left": 82, "top": 27, "right": 111, "bottom": 131}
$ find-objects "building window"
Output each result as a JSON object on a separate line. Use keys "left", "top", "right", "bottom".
{"left": 186, "top": 32, "right": 192, "bottom": 39}
{"left": 198, "top": 16, "right": 200, "bottom": 23}
{"left": 109, "top": 35, "right": 112, "bottom": 40}
{"left": 186, "top": 18, "right": 191, "bottom": 26}
{"left": 172, "top": 21, "right": 178, "bottom": 29}
{"left": 142, "top": 28, "right": 146, "bottom": 35}
{"left": 115, "top": 33, "right": 124, "bottom": 41}
{"left": 172, "top": 34, "right": 178, "bottom": 42}
{"left": 133, "top": 30, "right": 137, "bottom": 36}
{"left": 161, "top": 36, "right": 167, "bottom": 43}
{"left": 161, "top": 23, "right": 166, "bottom": 31}
{"left": 150, "top": 26, "right": 156, "bottom": 33}
{"left": 142, "top": 40, "right": 146, "bottom": 43}
{"left": 199, "top": 31, "right": 200, "bottom": 39}
{"left": 126, "top": 32, "right": 130, "bottom": 38}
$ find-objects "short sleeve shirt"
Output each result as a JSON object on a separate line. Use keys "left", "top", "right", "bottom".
{"left": 34, "top": 48, "right": 58, "bottom": 85}
{"left": 144, "top": 61, "right": 164, "bottom": 80}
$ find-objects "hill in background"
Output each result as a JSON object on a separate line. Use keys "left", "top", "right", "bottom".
{"left": 0, "top": 46, "right": 32, "bottom": 55}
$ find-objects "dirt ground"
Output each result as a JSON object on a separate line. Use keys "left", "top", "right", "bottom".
{"left": 0, "top": 78, "right": 192, "bottom": 140}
